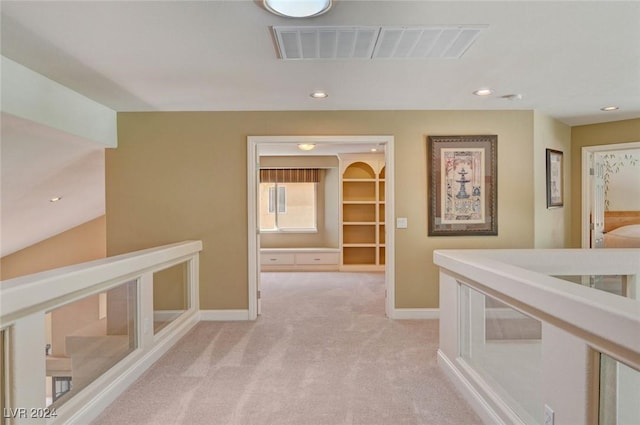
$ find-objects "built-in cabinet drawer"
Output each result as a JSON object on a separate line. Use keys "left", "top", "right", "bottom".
{"left": 295, "top": 252, "right": 340, "bottom": 265}
{"left": 260, "top": 253, "right": 295, "bottom": 265}
{"left": 260, "top": 249, "right": 340, "bottom": 269}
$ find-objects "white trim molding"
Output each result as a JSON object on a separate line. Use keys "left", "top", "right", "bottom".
{"left": 199, "top": 309, "right": 251, "bottom": 321}
{"left": 437, "top": 350, "right": 511, "bottom": 425}
{"left": 391, "top": 308, "right": 439, "bottom": 320}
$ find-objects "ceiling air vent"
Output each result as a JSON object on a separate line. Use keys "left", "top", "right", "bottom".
{"left": 273, "top": 25, "right": 486, "bottom": 60}
{"left": 273, "top": 26, "right": 379, "bottom": 60}
{"left": 374, "top": 26, "right": 485, "bottom": 59}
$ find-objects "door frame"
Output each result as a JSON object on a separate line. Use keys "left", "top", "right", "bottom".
{"left": 247, "top": 135, "right": 395, "bottom": 320}
{"left": 581, "top": 141, "right": 640, "bottom": 248}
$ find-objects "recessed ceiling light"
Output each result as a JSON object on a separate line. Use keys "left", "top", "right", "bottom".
{"left": 310, "top": 90, "right": 328, "bottom": 99}
{"left": 264, "top": 0, "right": 332, "bottom": 18}
{"left": 49, "top": 196, "right": 63, "bottom": 203}
{"left": 298, "top": 143, "right": 316, "bottom": 151}
{"left": 473, "top": 88, "right": 494, "bottom": 96}
{"left": 370, "top": 148, "right": 378, "bottom": 152}
{"left": 600, "top": 106, "right": 619, "bottom": 111}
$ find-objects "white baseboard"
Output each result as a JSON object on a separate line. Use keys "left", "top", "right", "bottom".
{"left": 437, "top": 350, "right": 505, "bottom": 425}
{"left": 153, "top": 309, "right": 184, "bottom": 322}
{"left": 391, "top": 308, "right": 439, "bottom": 319}
{"left": 199, "top": 309, "right": 250, "bottom": 321}
{"left": 62, "top": 311, "right": 200, "bottom": 424}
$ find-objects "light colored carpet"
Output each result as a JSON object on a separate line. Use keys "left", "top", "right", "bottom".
{"left": 92, "top": 272, "right": 481, "bottom": 425}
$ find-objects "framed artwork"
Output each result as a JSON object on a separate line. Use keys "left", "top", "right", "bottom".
{"left": 546, "top": 148, "right": 563, "bottom": 208}
{"left": 428, "top": 135, "right": 498, "bottom": 236}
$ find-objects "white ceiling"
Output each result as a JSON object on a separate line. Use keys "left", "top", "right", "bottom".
{"left": 2, "top": 1, "right": 639, "bottom": 124}
{"left": 1, "top": 1, "right": 639, "bottom": 258}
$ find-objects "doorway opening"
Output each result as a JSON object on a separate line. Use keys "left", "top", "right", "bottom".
{"left": 247, "top": 136, "right": 395, "bottom": 320}
{"left": 581, "top": 141, "right": 640, "bottom": 248}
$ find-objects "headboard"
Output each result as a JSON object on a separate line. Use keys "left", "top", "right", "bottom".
{"left": 604, "top": 211, "right": 640, "bottom": 233}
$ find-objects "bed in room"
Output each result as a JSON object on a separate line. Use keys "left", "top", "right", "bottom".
{"left": 603, "top": 211, "right": 640, "bottom": 248}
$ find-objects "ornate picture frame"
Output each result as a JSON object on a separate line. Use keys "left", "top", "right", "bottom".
{"left": 546, "top": 148, "right": 563, "bottom": 208}
{"left": 427, "top": 135, "right": 498, "bottom": 236}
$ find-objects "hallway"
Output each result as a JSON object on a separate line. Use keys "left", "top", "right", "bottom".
{"left": 92, "top": 272, "right": 480, "bottom": 425}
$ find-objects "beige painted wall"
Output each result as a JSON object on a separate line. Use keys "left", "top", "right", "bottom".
{"left": 107, "top": 110, "right": 537, "bottom": 310}
{"left": 570, "top": 118, "right": 640, "bottom": 247}
{"left": 533, "top": 112, "right": 572, "bottom": 248}
{"left": 0, "top": 215, "right": 107, "bottom": 280}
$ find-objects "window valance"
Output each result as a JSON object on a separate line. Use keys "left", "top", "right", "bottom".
{"left": 260, "top": 168, "right": 321, "bottom": 183}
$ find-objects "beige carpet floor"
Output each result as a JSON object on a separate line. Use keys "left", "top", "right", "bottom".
{"left": 92, "top": 272, "right": 481, "bottom": 425}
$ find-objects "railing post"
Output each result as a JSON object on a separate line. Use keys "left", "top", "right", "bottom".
{"left": 188, "top": 255, "right": 199, "bottom": 313}
{"left": 438, "top": 271, "right": 460, "bottom": 361}
{"left": 541, "top": 323, "right": 592, "bottom": 425}
{"left": 139, "top": 273, "right": 154, "bottom": 348}
{"left": 9, "top": 313, "right": 46, "bottom": 424}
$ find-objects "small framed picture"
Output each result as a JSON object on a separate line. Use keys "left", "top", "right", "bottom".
{"left": 546, "top": 149, "right": 563, "bottom": 208}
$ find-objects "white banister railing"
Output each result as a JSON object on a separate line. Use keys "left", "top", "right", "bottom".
{"left": 435, "top": 248, "right": 640, "bottom": 425}
{"left": 0, "top": 240, "right": 202, "bottom": 424}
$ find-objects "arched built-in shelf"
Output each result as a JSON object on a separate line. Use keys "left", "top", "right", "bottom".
{"left": 340, "top": 156, "right": 385, "bottom": 270}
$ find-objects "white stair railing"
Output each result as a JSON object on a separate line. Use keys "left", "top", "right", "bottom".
{"left": 435, "top": 248, "right": 640, "bottom": 425}
{"left": 0, "top": 240, "right": 202, "bottom": 424}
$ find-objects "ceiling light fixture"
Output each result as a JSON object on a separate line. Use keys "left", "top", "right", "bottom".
{"left": 264, "top": 0, "right": 332, "bottom": 18}
{"left": 49, "top": 196, "right": 63, "bottom": 203}
{"left": 473, "top": 88, "right": 494, "bottom": 96}
{"left": 298, "top": 143, "right": 316, "bottom": 151}
{"left": 310, "top": 90, "right": 328, "bottom": 99}
{"left": 600, "top": 106, "right": 619, "bottom": 112}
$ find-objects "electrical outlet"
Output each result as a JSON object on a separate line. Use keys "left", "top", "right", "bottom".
{"left": 544, "top": 405, "right": 554, "bottom": 425}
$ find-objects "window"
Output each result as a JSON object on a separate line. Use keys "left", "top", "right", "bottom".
{"left": 259, "top": 168, "right": 321, "bottom": 232}
{"left": 260, "top": 182, "right": 316, "bottom": 231}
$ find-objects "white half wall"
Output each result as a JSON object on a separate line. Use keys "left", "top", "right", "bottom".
{"left": 1, "top": 55, "right": 117, "bottom": 148}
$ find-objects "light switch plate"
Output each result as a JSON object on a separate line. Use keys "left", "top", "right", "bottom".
{"left": 397, "top": 217, "right": 408, "bottom": 229}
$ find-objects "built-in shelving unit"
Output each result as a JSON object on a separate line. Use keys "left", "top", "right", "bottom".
{"left": 339, "top": 154, "right": 385, "bottom": 271}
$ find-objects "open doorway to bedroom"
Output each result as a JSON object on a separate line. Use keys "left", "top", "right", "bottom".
{"left": 247, "top": 136, "right": 395, "bottom": 320}
{"left": 579, "top": 141, "right": 640, "bottom": 298}
{"left": 581, "top": 141, "right": 640, "bottom": 249}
